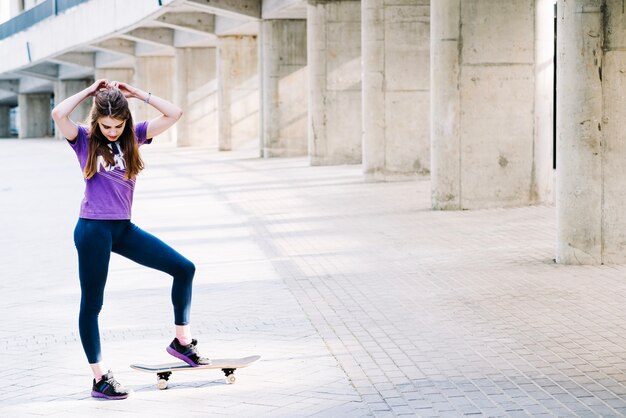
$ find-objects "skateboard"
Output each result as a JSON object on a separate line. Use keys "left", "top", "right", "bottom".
{"left": 130, "top": 355, "right": 261, "bottom": 389}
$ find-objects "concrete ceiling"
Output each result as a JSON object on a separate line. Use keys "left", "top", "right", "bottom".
{"left": 0, "top": 0, "right": 307, "bottom": 105}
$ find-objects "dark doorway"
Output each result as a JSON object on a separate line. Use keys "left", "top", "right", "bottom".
{"left": 553, "top": 2, "right": 557, "bottom": 170}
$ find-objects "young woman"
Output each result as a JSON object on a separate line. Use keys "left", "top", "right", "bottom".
{"left": 52, "top": 80, "right": 210, "bottom": 400}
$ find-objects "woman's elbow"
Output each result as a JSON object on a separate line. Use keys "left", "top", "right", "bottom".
{"left": 51, "top": 107, "right": 61, "bottom": 121}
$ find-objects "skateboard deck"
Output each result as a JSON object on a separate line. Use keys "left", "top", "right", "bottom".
{"left": 131, "top": 355, "right": 260, "bottom": 389}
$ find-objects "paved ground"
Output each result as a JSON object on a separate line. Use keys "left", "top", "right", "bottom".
{"left": 2, "top": 138, "right": 626, "bottom": 417}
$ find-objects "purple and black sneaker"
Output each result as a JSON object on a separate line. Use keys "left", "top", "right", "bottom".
{"left": 166, "top": 338, "right": 211, "bottom": 367}
{"left": 91, "top": 371, "right": 130, "bottom": 400}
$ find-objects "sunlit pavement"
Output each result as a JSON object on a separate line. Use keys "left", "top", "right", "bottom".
{"left": 2, "top": 138, "right": 626, "bottom": 417}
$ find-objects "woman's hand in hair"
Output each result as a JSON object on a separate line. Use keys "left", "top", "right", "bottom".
{"left": 109, "top": 81, "right": 138, "bottom": 99}
{"left": 89, "top": 79, "right": 109, "bottom": 96}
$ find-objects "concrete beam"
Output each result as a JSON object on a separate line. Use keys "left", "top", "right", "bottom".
{"left": 94, "top": 51, "right": 135, "bottom": 69}
{"left": 95, "top": 68, "right": 134, "bottom": 85}
{"left": 122, "top": 28, "right": 175, "bottom": 48}
{"left": 51, "top": 52, "right": 95, "bottom": 68}
{"left": 0, "top": 80, "right": 19, "bottom": 93}
{"left": 156, "top": 12, "right": 216, "bottom": 35}
{"left": 18, "top": 76, "right": 54, "bottom": 94}
{"left": 215, "top": 16, "right": 259, "bottom": 35}
{"left": 134, "top": 42, "right": 175, "bottom": 57}
{"left": 57, "top": 64, "right": 93, "bottom": 80}
{"left": 91, "top": 38, "right": 135, "bottom": 57}
{"left": 17, "top": 63, "right": 59, "bottom": 81}
{"left": 262, "top": 0, "right": 306, "bottom": 19}
{"left": 186, "top": 0, "right": 261, "bottom": 20}
{"left": 0, "top": 93, "right": 18, "bottom": 107}
{"left": 174, "top": 31, "right": 218, "bottom": 47}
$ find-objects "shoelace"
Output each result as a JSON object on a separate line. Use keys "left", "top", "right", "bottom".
{"left": 105, "top": 376, "right": 123, "bottom": 391}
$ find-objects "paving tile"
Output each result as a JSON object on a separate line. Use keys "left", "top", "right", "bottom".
{"left": 4, "top": 141, "right": 626, "bottom": 416}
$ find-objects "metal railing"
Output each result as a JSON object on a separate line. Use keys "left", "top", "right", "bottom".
{"left": 0, "top": 0, "right": 90, "bottom": 41}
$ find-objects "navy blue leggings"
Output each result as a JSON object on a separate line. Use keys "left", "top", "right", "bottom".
{"left": 74, "top": 218, "right": 195, "bottom": 364}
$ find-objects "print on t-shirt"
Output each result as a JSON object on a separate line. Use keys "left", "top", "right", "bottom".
{"left": 97, "top": 143, "right": 126, "bottom": 173}
{"left": 96, "top": 143, "right": 133, "bottom": 190}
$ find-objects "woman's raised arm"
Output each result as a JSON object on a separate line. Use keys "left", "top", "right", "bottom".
{"left": 51, "top": 79, "right": 107, "bottom": 141}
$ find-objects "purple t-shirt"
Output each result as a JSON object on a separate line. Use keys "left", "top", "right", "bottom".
{"left": 68, "top": 121, "right": 151, "bottom": 220}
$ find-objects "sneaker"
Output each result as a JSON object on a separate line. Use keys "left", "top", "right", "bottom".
{"left": 166, "top": 338, "right": 211, "bottom": 367}
{"left": 91, "top": 371, "right": 130, "bottom": 400}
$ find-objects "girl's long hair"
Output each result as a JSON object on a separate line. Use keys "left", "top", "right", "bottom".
{"left": 84, "top": 89, "right": 144, "bottom": 180}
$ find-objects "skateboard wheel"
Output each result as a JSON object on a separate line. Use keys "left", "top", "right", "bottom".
{"left": 157, "top": 379, "right": 168, "bottom": 390}
{"left": 226, "top": 374, "right": 236, "bottom": 385}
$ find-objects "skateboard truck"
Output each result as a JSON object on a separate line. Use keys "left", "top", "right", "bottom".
{"left": 157, "top": 371, "right": 172, "bottom": 390}
{"left": 222, "top": 368, "right": 236, "bottom": 384}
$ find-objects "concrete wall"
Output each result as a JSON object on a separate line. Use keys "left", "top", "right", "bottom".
{"left": 308, "top": 0, "right": 362, "bottom": 166}
{"left": 176, "top": 47, "right": 218, "bottom": 148}
{"left": 217, "top": 35, "right": 260, "bottom": 151}
{"left": 0, "top": 106, "right": 10, "bottom": 137}
{"left": 431, "top": 0, "right": 538, "bottom": 210}
{"left": 260, "top": 19, "right": 308, "bottom": 158}
{"left": 54, "top": 79, "right": 93, "bottom": 138}
{"left": 362, "top": 0, "right": 430, "bottom": 181}
{"left": 134, "top": 56, "right": 176, "bottom": 143}
{"left": 18, "top": 93, "right": 52, "bottom": 138}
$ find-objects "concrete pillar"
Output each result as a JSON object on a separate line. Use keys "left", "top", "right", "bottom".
{"left": 557, "top": 0, "right": 626, "bottom": 264}
{"left": 217, "top": 35, "right": 260, "bottom": 152}
{"left": 308, "top": 0, "right": 362, "bottom": 166}
{"left": 134, "top": 57, "right": 175, "bottom": 143}
{"left": 260, "top": 19, "right": 308, "bottom": 158}
{"left": 362, "top": 0, "right": 430, "bottom": 181}
{"left": 18, "top": 93, "right": 52, "bottom": 138}
{"left": 54, "top": 79, "right": 93, "bottom": 139}
{"left": 533, "top": 0, "right": 555, "bottom": 204}
{"left": 0, "top": 106, "right": 10, "bottom": 137}
{"left": 175, "top": 47, "right": 218, "bottom": 147}
{"left": 431, "top": 0, "right": 536, "bottom": 210}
